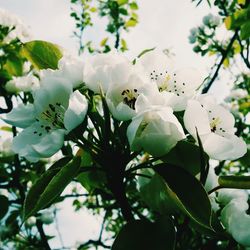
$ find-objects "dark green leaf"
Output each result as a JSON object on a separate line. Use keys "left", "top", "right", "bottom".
{"left": 240, "top": 21, "right": 250, "bottom": 40}
{"left": 112, "top": 218, "right": 175, "bottom": 250}
{"left": 23, "top": 156, "right": 73, "bottom": 220}
{"left": 140, "top": 173, "right": 177, "bottom": 214}
{"left": 77, "top": 169, "right": 107, "bottom": 192}
{"left": 154, "top": 164, "right": 213, "bottom": 230}
{"left": 161, "top": 141, "right": 209, "bottom": 176}
{"left": 21, "top": 40, "right": 63, "bottom": 70}
{"left": 0, "top": 195, "right": 9, "bottom": 220}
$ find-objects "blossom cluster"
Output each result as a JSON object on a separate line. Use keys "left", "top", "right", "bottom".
{"left": 2, "top": 49, "right": 247, "bottom": 162}
{"left": 0, "top": 8, "right": 32, "bottom": 43}
{"left": 205, "top": 167, "right": 250, "bottom": 246}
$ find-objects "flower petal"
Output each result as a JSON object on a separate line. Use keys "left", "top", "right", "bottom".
{"left": 184, "top": 100, "right": 211, "bottom": 137}
{"left": 202, "top": 133, "right": 246, "bottom": 160}
{"left": 34, "top": 76, "right": 72, "bottom": 114}
{"left": 12, "top": 123, "right": 65, "bottom": 162}
{"left": 64, "top": 91, "right": 88, "bottom": 132}
{"left": 2, "top": 103, "right": 36, "bottom": 128}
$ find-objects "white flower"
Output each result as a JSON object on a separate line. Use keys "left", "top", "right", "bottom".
{"left": 184, "top": 95, "right": 247, "bottom": 160}
{"left": 106, "top": 73, "right": 161, "bottom": 121}
{"left": 2, "top": 77, "right": 88, "bottom": 162}
{"left": 83, "top": 51, "right": 131, "bottom": 94}
{"left": 203, "top": 14, "right": 220, "bottom": 26}
{"left": 218, "top": 189, "right": 248, "bottom": 205}
{"left": 139, "top": 49, "right": 204, "bottom": 111}
{"left": 5, "top": 74, "right": 39, "bottom": 93}
{"left": 218, "top": 189, "right": 250, "bottom": 246}
{"left": 0, "top": 8, "right": 32, "bottom": 43}
{"left": 41, "top": 54, "right": 84, "bottom": 89}
{"left": 127, "top": 106, "right": 186, "bottom": 157}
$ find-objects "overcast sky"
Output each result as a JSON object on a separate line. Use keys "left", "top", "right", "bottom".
{"left": 0, "top": 1, "right": 226, "bottom": 249}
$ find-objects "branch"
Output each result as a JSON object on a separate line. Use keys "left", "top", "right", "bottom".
{"left": 36, "top": 219, "right": 51, "bottom": 250}
{"left": 78, "top": 239, "right": 110, "bottom": 249}
{"left": 202, "top": 30, "right": 239, "bottom": 94}
{"left": 0, "top": 95, "right": 13, "bottom": 114}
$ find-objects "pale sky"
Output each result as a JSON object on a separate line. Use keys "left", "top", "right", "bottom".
{"left": 0, "top": 1, "right": 228, "bottom": 249}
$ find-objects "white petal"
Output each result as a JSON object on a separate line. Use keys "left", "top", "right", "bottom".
{"left": 221, "top": 198, "right": 250, "bottom": 246}
{"left": 208, "top": 104, "right": 235, "bottom": 133}
{"left": 2, "top": 103, "right": 36, "bottom": 128}
{"left": 32, "top": 129, "right": 65, "bottom": 158}
{"left": 202, "top": 133, "right": 246, "bottom": 160}
{"left": 34, "top": 76, "right": 72, "bottom": 114}
{"left": 204, "top": 166, "right": 218, "bottom": 192}
{"left": 218, "top": 189, "right": 248, "bottom": 205}
{"left": 84, "top": 52, "right": 130, "bottom": 93}
{"left": 58, "top": 56, "right": 84, "bottom": 88}
{"left": 12, "top": 124, "right": 65, "bottom": 162}
{"left": 172, "top": 68, "right": 203, "bottom": 91}
{"left": 64, "top": 91, "right": 88, "bottom": 132}
{"left": 184, "top": 100, "right": 211, "bottom": 137}
{"left": 127, "top": 106, "right": 185, "bottom": 156}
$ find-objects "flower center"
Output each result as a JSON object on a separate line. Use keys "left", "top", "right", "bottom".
{"left": 33, "top": 102, "right": 66, "bottom": 137}
{"left": 210, "top": 117, "right": 221, "bottom": 133}
{"left": 121, "top": 89, "right": 138, "bottom": 110}
{"left": 150, "top": 70, "right": 186, "bottom": 96}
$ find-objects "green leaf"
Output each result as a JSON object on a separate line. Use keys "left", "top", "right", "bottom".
{"left": 0, "top": 126, "right": 12, "bottom": 132}
{"left": 219, "top": 175, "right": 250, "bottom": 189}
{"left": 238, "top": 0, "right": 246, "bottom": 4}
{"left": 0, "top": 195, "right": 9, "bottom": 220}
{"left": 140, "top": 173, "right": 177, "bottom": 214}
{"left": 100, "top": 37, "right": 108, "bottom": 47}
{"left": 21, "top": 40, "right": 63, "bottom": 70}
{"left": 240, "top": 21, "right": 250, "bottom": 40}
{"left": 125, "top": 18, "right": 137, "bottom": 27}
{"left": 154, "top": 164, "right": 213, "bottom": 230}
{"left": 112, "top": 218, "right": 176, "bottom": 250}
{"left": 119, "top": 8, "right": 128, "bottom": 15}
{"left": 116, "top": 0, "right": 128, "bottom": 5}
{"left": 121, "top": 39, "right": 128, "bottom": 51}
{"left": 161, "top": 141, "right": 209, "bottom": 176}
{"left": 23, "top": 156, "right": 74, "bottom": 220}
{"left": 137, "top": 47, "right": 155, "bottom": 59}
{"left": 130, "top": 2, "right": 138, "bottom": 10}
{"left": 77, "top": 169, "right": 107, "bottom": 192}
{"left": 4, "top": 54, "right": 23, "bottom": 76}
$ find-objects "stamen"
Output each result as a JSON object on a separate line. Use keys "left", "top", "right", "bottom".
{"left": 121, "top": 89, "right": 138, "bottom": 110}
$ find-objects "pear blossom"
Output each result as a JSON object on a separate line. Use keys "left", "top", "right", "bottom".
{"left": 106, "top": 73, "right": 162, "bottom": 121}
{"left": 139, "top": 49, "right": 204, "bottom": 111}
{"left": 0, "top": 8, "right": 32, "bottom": 43}
{"left": 127, "top": 106, "right": 185, "bottom": 157}
{"left": 217, "top": 189, "right": 250, "bottom": 246}
{"left": 184, "top": 95, "right": 247, "bottom": 160}
{"left": 2, "top": 77, "right": 88, "bottom": 162}
{"left": 83, "top": 51, "right": 132, "bottom": 94}
{"left": 5, "top": 74, "right": 39, "bottom": 93}
{"left": 41, "top": 54, "right": 85, "bottom": 89}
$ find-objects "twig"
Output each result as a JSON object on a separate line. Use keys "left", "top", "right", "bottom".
{"left": 36, "top": 219, "right": 51, "bottom": 250}
{"left": 202, "top": 30, "right": 239, "bottom": 94}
